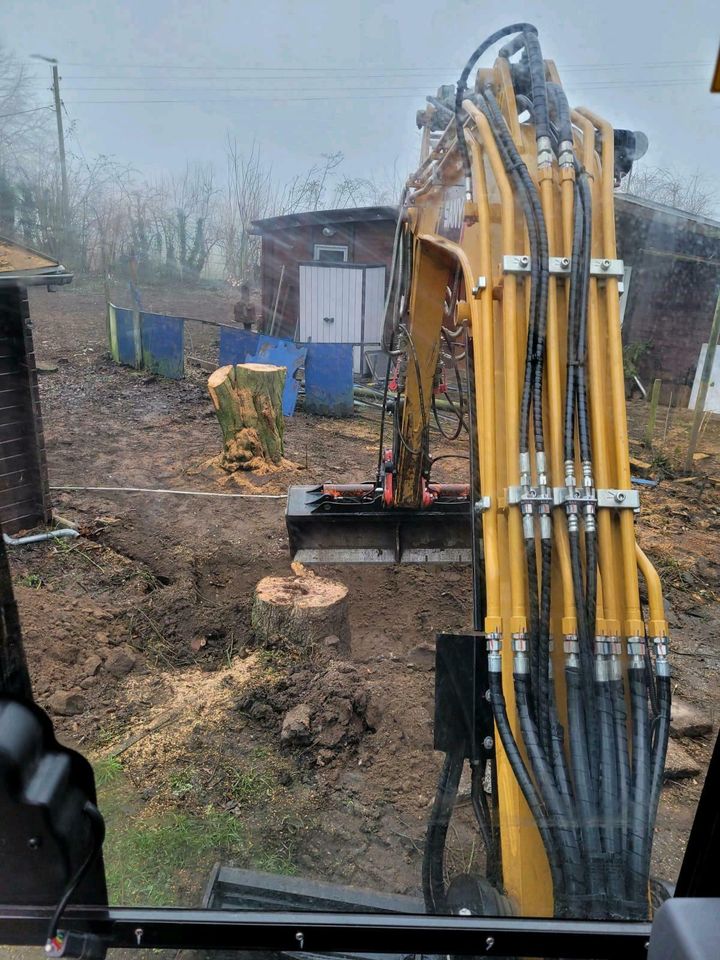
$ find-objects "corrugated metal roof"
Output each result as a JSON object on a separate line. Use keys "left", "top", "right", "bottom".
{"left": 0, "top": 236, "right": 72, "bottom": 285}
{"left": 251, "top": 205, "right": 398, "bottom": 234}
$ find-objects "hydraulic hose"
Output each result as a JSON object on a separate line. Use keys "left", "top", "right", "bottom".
{"left": 610, "top": 675, "right": 631, "bottom": 881}
{"left": 647, "top": 673, "right": 672, "bottom": 876}
{"left": 471, "top": 761, "right": 500, "bottom": 888}
{"left": 565, "top": 665, "right": 604, "bottom": 915}
{"left": 480, "top": 88, "right": 546, "bottom": 457}
{"left": 514, "top": 674, "right": 585, "bottom": 912}
{"left": 537, "top": 539, "right": 553, "bottom": 756}
{"left": 422, "top": 751, "right": 464, "bottom": 914}
{"left": 488, "top": 670, "right": 568, "bottom": 915}
{"left": 627, "top": 666, "right": 652, "bottom": 919}
{"left": 453, "top": 23, "right": 539, "bottom": 198}
{"left": 597, "top": 669, "right": 623, "bottom": 916}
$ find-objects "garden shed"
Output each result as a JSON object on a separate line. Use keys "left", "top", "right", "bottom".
{"left": 251, "top": 206, "right": 396, "bottom": 373}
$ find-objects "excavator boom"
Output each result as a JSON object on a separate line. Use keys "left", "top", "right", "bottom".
{"left": 287, "top": 22, "right": 669, "bottom": 922}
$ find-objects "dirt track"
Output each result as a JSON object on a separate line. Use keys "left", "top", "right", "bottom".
{"left": 9, "top": 281, "right": 720, "bottom": 921}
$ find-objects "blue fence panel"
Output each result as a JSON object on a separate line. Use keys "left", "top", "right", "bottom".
{"left": 218, "top": 327, "right": 260, "bottom": 366}
{"left": 114, "top": 307, "right": 142, "bottom": 367}
{"left": 304, "top": 342, "right": 354, "bottom": 417}
{"left": 246, "top": 340, "right": 307, "bottom": 417}
{"left": 140, "top": 312, "right": 185, "bottom": 379}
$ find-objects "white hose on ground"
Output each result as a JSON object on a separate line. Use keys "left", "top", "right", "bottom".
{"left": 3, "top": 528, "right": 79, "bottom": 547}
{"left": 50, "top": 485, "right": 287, "bottom": 500}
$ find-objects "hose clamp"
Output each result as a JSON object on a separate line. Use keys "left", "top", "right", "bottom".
{"left": 626, "top": 635, "right": 645, "bottom": 654}
{"left": 594, "top": 637, "right": 611, "bottom": 657}
{"left": 563, "top": 634, "right": 579, "bottom": 654}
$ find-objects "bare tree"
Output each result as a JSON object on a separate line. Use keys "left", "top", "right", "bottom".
{"left": 0, "top": 46, "right": 54, "bottom": 175}
{"left": 620, "top": 165, "right": 719, "bottom": 218}
{"left": 220, "top": 138, "right": 277, "bottom": 283}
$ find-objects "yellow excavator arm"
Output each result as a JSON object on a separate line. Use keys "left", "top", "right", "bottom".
{"left": 288, "top": 22, "right": 670, "bottom": 922}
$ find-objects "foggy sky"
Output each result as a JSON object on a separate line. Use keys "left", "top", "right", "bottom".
{"left": 2, "top": 0, "right": 718, "bottom": 197}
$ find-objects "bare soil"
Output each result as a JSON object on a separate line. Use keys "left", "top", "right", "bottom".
{"left": 9, "top": 280, "right": 720, "bottom": 926}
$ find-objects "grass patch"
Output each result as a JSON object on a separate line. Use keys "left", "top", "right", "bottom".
{"left": 97, "top": 763, "right": 297, "bottom": 906}
{"left": 17, "top": 573, "right": 44, "bottom": 589}
{"left": 94, "top": 755, "right": 124, "bottom": 787}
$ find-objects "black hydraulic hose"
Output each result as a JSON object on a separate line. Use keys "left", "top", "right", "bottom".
{"left": 645, "top": 646, "right": 660, "bottom": 719}
{"left": 647, "top": 673, "right": 672, "bottom": 870}
{"left": 376, "top": 353, "right": 393, "bottom": 484}
{"left": 566, "top": 665, "right": 604, "bottom": 915}
{"left": 568, "top": 529, "right": 597, "bottom": 772}
{"left": 547, "top": 82, "right": 573, "bottom": 146}
{"left": 480, "top": 89, "right": 544, "bottom": 456}
{"left": 597, "top": 674, "right": 623, "bottom": 917}
{"left": 537, "top": 539, "right": 553, "bottom": 756}
{"left": 610, "top": 675, "right": 631, "bottom": 881}
{"left": 549, "top": 701, "right": 576, "bottom": 836}
{"left": 422, "top": 751, "right": 464, "bottom": 914}
{"left": 564, "top": 181, "right": 585, "bottom": 463}
{"left": 518, "top": 29, "right": 551, "bottom": 142}
{"left": 471, "top": 761, "right": 500, "bottom": 888}
{"left": 488, "top": 670, "right": 568, "bottom": 916}
{"left": 453, "top": 23, "right": 539, "bottom": 194}
{"left": 526, "top": 538, "right": 540, "bottom": 718}
{"left": 627, "top": 666, "right": 652, "bottom": 919}
{"left": 575, "top": 169, "right": 594, "bottom": 465}
{"left": 514, "top": 674, "right": 585, "bottom": 912}
{"left": 433, "top": 329, "right": 466, "bottom": 441}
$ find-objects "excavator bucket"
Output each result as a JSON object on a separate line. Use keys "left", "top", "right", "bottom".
{"left": 286, "top": 485, "right": 473, "bottom": 563}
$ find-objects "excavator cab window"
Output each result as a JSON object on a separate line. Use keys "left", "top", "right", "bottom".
{"left": 0, "top": 7, "right": 718, "bottom": 960}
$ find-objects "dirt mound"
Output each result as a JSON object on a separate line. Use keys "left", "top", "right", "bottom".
{"left": 18, "top": 584, "right": 142, "bottom": 740}
{"left": 237, "top": 660, "right": 380, "bottom": 766}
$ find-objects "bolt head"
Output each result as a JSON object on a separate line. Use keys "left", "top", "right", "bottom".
{"left": 519, "top": 256, "right": 529, "bottom": 266}
{"left": 615, "top": 492, "right": 625, "bottom": 502}
{"left": 483, "top": 736, "right": 494, "bottom": 750}
{"left": 486, "top": 936, "right": 495, "bottom": 951}
{"left": 560, "top": 257, "right": 570, "bottom": 267}
{"left": 601, "top": 258, "right": 610, "bottom": 270}
{"left": 27, "top": 837, "right": 41, "bottom": 850}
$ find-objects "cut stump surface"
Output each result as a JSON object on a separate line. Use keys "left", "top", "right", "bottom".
{"left": 252, "top": 571, "right": 350, "bottom": 658}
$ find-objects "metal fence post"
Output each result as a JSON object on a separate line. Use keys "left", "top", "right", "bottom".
{"left": 645, "top": 378, "right": 661, "bottom": 448}
{"left": 685, "top": 288, "right": 720, "bottom": 472}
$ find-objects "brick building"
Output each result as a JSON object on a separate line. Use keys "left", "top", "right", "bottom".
{"left": 616, "top": 194, "right": 720, "bottom": 401}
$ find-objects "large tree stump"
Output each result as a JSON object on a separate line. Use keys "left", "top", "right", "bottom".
{"left": 208, "top": 362, "right": 285, "bottom": 471}
{"left": 251, "top": 566, "right": 351, "bottom": 659}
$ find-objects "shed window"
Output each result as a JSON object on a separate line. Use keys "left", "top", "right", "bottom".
{"left": 313, "top": 244, "right": 348, "bottom": 263}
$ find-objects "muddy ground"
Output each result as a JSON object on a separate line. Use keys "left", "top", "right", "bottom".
{"left": 9, "top": 281, "right": 720, "bottom": 931}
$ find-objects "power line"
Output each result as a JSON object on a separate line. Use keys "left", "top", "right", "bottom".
{"left": 43, "top": 75, "right": 712, "bottom": 93}
{"left": 44, "top": 57, "right": 714, "bottom": 72}
{"left": 54, "top": 77, "right": 713, "bottom": 107}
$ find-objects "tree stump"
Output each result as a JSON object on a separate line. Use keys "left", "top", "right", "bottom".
{"left": 251, "top": 567, "right": 351, "bottom": 659}
{"left": 208, "top": 362, "right": 285, "bottom": 471}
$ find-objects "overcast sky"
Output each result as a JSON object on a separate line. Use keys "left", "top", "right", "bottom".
{"left": 2, "top": 0, "right": 718, "bottom": 194}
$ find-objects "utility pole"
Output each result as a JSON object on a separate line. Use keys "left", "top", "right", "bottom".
{"left": 51, "top": 63, "right": 70, "bottom": 244}
{"left": 31, "top": 55, "right": 69, "bottom": 250}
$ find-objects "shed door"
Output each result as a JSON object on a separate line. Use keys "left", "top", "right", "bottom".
{"left": 298, "top": 264, "right": 364, "bottom": 348}
{"left": 299, "top": 263, "right": 386, "bottom": 373}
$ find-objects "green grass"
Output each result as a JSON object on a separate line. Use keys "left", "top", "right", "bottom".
{"left": 96, "top": 761, "right": 297, "bottom": 906}
{"left": 17, "top": 573, "right": 44, "bottom": 589}
{"left": 94, "top": 755, "right": 124, "bottom": 787}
